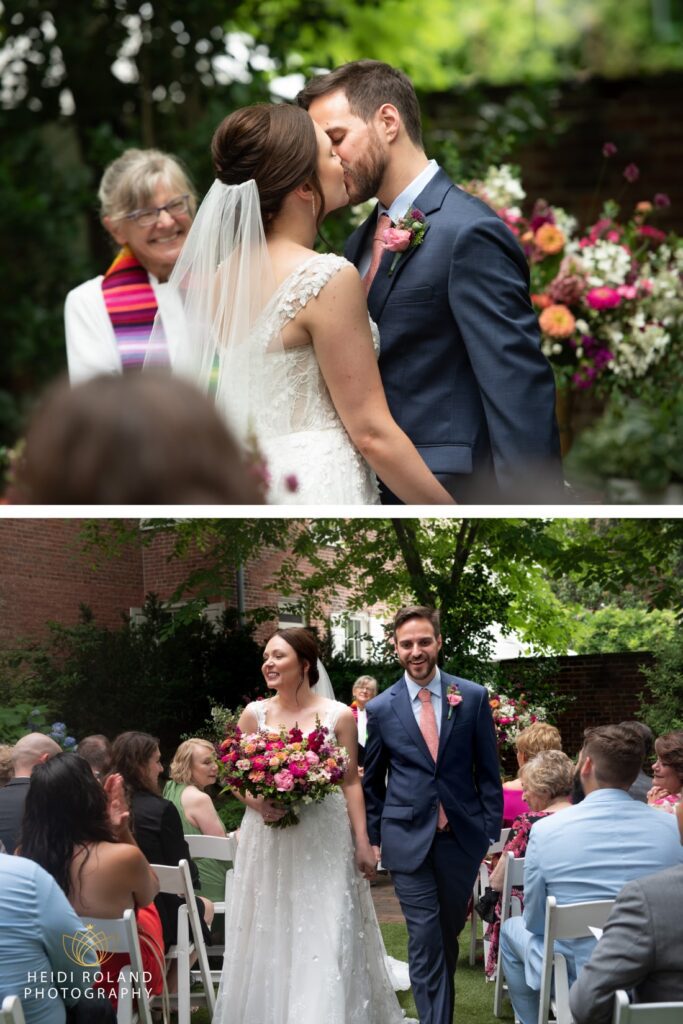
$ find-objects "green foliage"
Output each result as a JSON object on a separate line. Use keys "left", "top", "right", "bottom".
{"left": 0, "top": 702, "right": 48, "bottom": 744}
{"left": 571, "top": 605, "right": 677, "bottom": 654}
{"left": 639, "top": 626, "right": 683, "bottom": 734}
{"left": 0, "top": 597, "right": 267, "bottom": 756}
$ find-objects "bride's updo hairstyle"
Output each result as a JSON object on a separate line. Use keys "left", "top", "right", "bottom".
{"left": 211, "top": 104, "right": 325, "bottom": 227}
{"left": 271, "top": 627, "right": 320, "bottom": 688}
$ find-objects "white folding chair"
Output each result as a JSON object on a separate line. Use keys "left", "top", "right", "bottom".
{"left": 151, "top": 859, "right": 216, "bottom": 1024}
{"left": 78, "top": 910, "right": 153, "bottom": 1024}
{"left": 184, "top": 832, "right": 237, "bottom": 963}
{"left": 538, "top": 895, "right": 615, "bottom": 1024}
{"left": 612, "top": 990, "right": 683, "bottom": 1024}
{"left": 469, "top": 827, "right": 511, "bottom": 966}
{"left": 1, "top": 997, "right": 26, "bottom": 1024}
{"left": 493, "top": 852, "right": 525, "bottom": 1017}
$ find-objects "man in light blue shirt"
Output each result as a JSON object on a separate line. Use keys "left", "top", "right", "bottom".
{"left": 499, "top": 724, "right": 683, "bottom": 1024}
{"left": 0, "top": 854, "right": 96, "bottom": 1024}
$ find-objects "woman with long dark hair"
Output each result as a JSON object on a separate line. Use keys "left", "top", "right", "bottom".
{"left": 19, "top": 752, "right": 163, "bottom": 1001}
{"left": 109, "top": 731, "right": 213, "bottom": 950}
{"left": 213, "top": 627, "right": 408, "bottom": 1024}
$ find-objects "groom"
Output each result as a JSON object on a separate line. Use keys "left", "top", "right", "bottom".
{"left": 299, "top": 61, "right": 562, "bottom": 503}
{"left": 362, "top": 607, "right": 502, "bottom": 1024}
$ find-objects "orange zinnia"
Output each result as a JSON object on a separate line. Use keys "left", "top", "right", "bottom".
{"left": 539, "top": 303, "right": 576, "bottom": 338}
{"left": 535, "top": 223, "right": 565, "bottom": 255}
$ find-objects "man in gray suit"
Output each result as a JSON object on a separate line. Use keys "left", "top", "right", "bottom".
{"left": 569, "top": 799, "right": 683, "bottom": 1022}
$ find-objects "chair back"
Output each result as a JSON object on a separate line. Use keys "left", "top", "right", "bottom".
{"left": 469, "top": 827, "right": 512, "bottom": 967}
{"left": 488, "top": 827, "right": 512, "bottom": 857}
{"left": 183, "top": 833, "right": 236, "bottom": 862}
{"left": 1, "top": 997, "right": 26, "bottom": 1024}
{"left": 493, "top": 852, "right": 525, "bottom": 1017}
{"left": 78, "top": 910, "right": 153, "bottom": 1024}
{"left": 612, "top": 990, "right": 683, "bottom": 1024}
{"left": 538, "top": 895, "right": 615, "bottom": 1024}
{"left": 151, "top": 859, "right": 216, "bottom": 1015}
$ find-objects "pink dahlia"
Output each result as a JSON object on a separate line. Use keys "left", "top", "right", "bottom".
{"left": 586, "top": 287, "right": 622, "bottom": 310}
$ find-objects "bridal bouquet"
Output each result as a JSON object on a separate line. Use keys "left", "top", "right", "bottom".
{"left": 461, "top": 158, "right": 682, "bottom": 393}
{"left": 217, "top": 720, "right": 349, "bottom": 828}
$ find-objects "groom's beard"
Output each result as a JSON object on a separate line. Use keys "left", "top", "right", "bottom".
{"left": 343, "top": 128, "right": 388, "bottom": 204}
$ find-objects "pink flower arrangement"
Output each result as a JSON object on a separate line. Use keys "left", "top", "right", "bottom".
{"left": 487, "top": 691, "right": 547, "bottom": 748}
{"left": 462, "top": 152, "right": 680, "bottom": 392}
{"left": 218, "top": 720, "right": 349, "bottom": 828}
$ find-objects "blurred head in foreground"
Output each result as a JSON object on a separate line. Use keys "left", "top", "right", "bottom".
{"left": 13, "top": 372, "right": 264, "bottom": 505}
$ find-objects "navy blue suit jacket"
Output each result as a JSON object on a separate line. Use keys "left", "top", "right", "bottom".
{"left": 363, "top": 671, "right": 503, "bottom": 873}
{"left": 345, "top": 169, "right": 562, "bottom": 501}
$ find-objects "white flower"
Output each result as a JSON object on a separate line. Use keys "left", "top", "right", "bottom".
{"left": 552, "top": 207, "right": 578, "bottom": 240}
{"left": 480, "top": 164, "right": 526, "bottom": 209}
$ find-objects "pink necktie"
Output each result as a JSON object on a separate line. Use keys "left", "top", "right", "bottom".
{"left": 363, "top": 213, "right": 391, "bottom": 295}
{"left": 417, "top": 687, "right": 448, "bottom": 830}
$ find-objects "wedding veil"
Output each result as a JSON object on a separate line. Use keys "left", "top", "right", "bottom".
{"left": 150, "top": 178, "right": 293, "bottom": 445}
{"left": 312, "top": 660, "right": 336, "bottom": 700}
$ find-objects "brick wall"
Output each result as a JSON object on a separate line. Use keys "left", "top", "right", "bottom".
{"left": 426, "top": 73, "right": 683, "bottom": 233}
{"left": 498, "top": 650, "right": 654, "bottom": 756}
{"left": 0, "top": 519, "right": 143, "bottom": 642}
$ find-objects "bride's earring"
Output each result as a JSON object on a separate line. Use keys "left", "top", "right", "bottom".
{"left": 311, "top": 194, "right": 317, "bottom": 226}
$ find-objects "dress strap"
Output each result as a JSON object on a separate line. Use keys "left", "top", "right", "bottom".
{"left": 275, "top": 254, "right": 350, "bottom": 329}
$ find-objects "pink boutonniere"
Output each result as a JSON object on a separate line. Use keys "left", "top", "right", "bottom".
{"left": 383, "top": 207, "right": 428, "bottom": 276}
{"left": 446, "top": 683, "right": 463, "bottom": 719}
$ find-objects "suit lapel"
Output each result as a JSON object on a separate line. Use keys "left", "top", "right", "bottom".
{"left": 367, "top": 169, "right": 454, "bottom": 321}
{"left": 436, "top": 672, "right": 459, "bottom": 765}
{"left": 390, "top": 679, "right": 434, "bottom": 770}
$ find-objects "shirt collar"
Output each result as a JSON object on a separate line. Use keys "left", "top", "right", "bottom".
{"left": 380, "top": 159, "right": 440, "bottom": 224}
{"left": 405, "top": 666, "right": 441, "bottom": 701}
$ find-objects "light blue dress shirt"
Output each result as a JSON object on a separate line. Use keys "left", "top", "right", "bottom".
{"left": 405, "top": 666, "right": 442, "bottom": 736}
{"left": 357, "top": 159, "right": 440, "bottom": 277}
{"left": 0, "top": 854, "right": 93, "bottom": 1024}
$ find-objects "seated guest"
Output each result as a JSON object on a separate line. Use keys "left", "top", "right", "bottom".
{"left": 12, "top": 373, "right": 264, "bottom": 505}
{"left": 620, "top": 721, "right": 654, "bottom": 802}
{"left": 647, "top": 729, "right": 683, "bottom": 812}
{"left": 0, "top": 733, "right": 61, "bottom": 854}
{"left": 110, "top": 731, "right": 214, "bottom": 950}
{"left": 499, "top": 724, "right": 683, "bottom": 1024}
{"left": 64, "top": 148, "right": 195, "bottom": 384}
{"left": 18, "top": 753, "right": 163, "bottom": 1004}
{"left": 350, "top": 675, "right": 378, "bottom": 772}
{"left": 570, "top": 799, "right": 683, "bottom": 1022}
{"left": 485, "top": 750, "right": 574, "bottom": 978}
{"left": 0, "top": 851, "right": 103, "bottom": 1024}
{"left": 164, "top": 739, "right": 229, "bottom": 903}
{"left": 76, "top": 735, "right": 112, "bottom": 780}
{"left": 0, "top": 744, "right": 13, "bottom": 786}
{"left": 503, "top": 722, "right": 563, "bottom": 827}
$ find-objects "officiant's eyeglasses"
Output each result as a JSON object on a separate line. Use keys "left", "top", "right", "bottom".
{"left": 121, "top": 194, "right": 191, "bottom": 227}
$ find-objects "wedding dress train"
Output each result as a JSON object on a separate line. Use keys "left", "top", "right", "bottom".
{"left": 213, "top": 699, "right": 407, "bottom": 1024}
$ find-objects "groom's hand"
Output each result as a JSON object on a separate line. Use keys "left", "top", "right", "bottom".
{"left": 371, "top": 845, "right": 381, "bottom": 864}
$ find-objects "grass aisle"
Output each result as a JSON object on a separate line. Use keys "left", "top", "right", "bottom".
{"left": 381, "top": 921, "right": 516, "bottom": 1023}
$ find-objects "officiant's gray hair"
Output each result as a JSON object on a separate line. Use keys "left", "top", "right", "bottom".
{"left": 392, "top": 606, "right": 440, "bottom": 638}
{"left": 298, "top": 60, "right": 423, "bottom": 147}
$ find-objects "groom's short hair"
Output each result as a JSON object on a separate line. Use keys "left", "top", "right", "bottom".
{"left": 297, "top": 60, "right": 423, "bottom": 147}
{"left": 393, "top": 606, "right": 440, "bottom": 638}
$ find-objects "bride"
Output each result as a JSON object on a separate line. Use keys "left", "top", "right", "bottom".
{"left": 162, "top": 103, "right": 453, "bottom": 505}
{"left": 214, "top": 627, "right": 409, "bottom": 1024}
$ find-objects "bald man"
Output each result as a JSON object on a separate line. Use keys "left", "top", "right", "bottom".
{"left": 0, "top": 733, "right": 61, "bottom": 854}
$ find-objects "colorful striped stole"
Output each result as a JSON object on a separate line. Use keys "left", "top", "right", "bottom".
{"left": 101, "top": 245, "right": 169, "bottom": 371}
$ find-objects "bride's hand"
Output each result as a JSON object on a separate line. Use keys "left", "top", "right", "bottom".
{"left": 253, "top": 796, "right": 287, "bottom": 823}
{"left": 355, "top": 838, "right": 378, "bottom": 880}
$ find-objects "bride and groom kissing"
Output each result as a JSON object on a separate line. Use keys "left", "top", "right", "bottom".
{"left": 168, "top": 59, "right": 562, "bottom": 504}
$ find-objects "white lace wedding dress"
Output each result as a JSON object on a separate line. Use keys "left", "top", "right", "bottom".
{"left": 213, "top": 698, "right": 407, "bottom": 1024}
{"left": 257, "top": 253, "right": 381, "bottom": 504}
